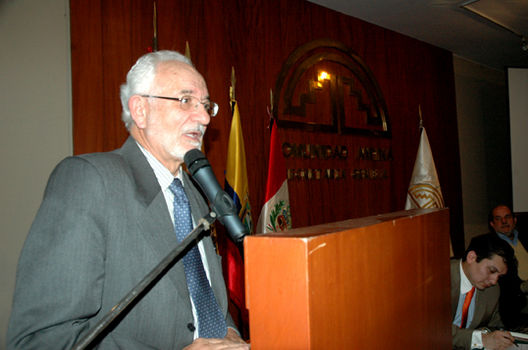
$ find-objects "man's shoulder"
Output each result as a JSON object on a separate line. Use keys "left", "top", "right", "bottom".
{"left": 518, "top": 229, "right": 528, "bottom": 248}
{"left": 49, "top": 146, "right": 133, "bottom": 186}
{"left": 72, "top": 138, "right": 137, "bottom": 173}
{"left": 478, "top": 283, "right": 501, "bottom": 303}
{"left": 450, "top": 258, "right": 461, "bottom": 272}
{"left": 77, "top": 149, "right": 125, "bottom": 165}
{"left": 63, "top": 150, "right": 127, "bottom": 177}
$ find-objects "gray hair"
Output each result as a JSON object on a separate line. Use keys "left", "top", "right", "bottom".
{"left": 120, "top": 50, "right": 193, "bottom": 130}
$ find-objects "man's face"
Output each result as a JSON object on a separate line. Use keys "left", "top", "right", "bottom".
{"left": 490, "top": 205, "right": 516, "bottom": 236}
{"left": 139, "top": 61, "right": 211, "bottom": 170}
{"left": 465, "top": 252, "right": 507, "bottom": 290}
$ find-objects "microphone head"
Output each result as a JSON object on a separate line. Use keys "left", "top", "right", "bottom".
{"left": 184, "top": 149, "right": 209, "bottom": 175}
{"left": 183, "top": 148, "right": 248, "bottom": 245}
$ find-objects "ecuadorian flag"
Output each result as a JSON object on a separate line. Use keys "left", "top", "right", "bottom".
{"left": 224, "top": 101, "right": 253, "bottom": 232}
{"left": 222, "top": 100, "right": 251, "bottom": 337}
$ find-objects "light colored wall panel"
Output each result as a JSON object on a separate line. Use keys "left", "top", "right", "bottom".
{"left": 453, "top": 56, "right": 509, "bottom": 248}
{"left": 508, "top": 68, "right": 528, "bottom": 213}
{"left": 0, "top": 0, "right": 71, "bottom": 346}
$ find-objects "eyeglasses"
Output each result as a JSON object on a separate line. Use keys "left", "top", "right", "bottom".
{"left": 140, "top": 94, "right": 219, "bottom": 117}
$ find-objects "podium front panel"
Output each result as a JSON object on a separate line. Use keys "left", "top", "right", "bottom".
{"left": 245, "top": 209, "right": 451, "bottom": 349}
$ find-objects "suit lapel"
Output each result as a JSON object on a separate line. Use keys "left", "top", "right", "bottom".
{"left": 118, "top": 139, "right": 227, "bottom": 315}
{"left": 451, "top": 258, "right": 484, "bottom": 329}
{"left": 469, "top": 289, "right": 485, "bottom": 329}
{"left": 118, "top": 137, "right": 190, "bottom": 301}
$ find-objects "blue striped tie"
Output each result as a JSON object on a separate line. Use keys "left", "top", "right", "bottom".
{"left": 169, "top": 178, "right": 227, "bottom": 338}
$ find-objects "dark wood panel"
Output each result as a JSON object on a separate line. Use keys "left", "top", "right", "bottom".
{"left": 70, "top": 0, "right": 104, "bottom": 153}
{"left": 70, "top": 0, "right": 464, "bottom": 254}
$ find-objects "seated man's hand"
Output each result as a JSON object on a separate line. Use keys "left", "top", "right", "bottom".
{"left": 482, "top": 330, "right": 515, "bottom": 350}
{"left": 183, "top": 328, "right": 249, "bottom": 350}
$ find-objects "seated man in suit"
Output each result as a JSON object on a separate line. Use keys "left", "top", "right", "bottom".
{"left": 490, "top": 204, "right": 528, "bottom": 287}
{"left": 490, "top": 204, "right": 528, "bottom": 329}
{"left": 7, "top": 50, "right": 249, "bottom": 349}
{"left": 451, "top": 233, "right": 515, "bottom": 350}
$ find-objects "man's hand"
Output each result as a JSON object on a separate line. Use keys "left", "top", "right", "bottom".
{"left": 482, "top": 330, "right": 515, "bottom": 350}
{"left": 183, "top": 328, "right": 250, "bottom": 350}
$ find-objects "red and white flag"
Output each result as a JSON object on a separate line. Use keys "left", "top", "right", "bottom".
{"left": 256, "top": 120, "right": 292, "bottom": 233}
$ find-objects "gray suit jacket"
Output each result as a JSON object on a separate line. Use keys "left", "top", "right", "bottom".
{"left": 7, "top": 137, "right": 235, "bottom": 349}
{"left": 450, "top": 259, "right": 503, "bottom": 350}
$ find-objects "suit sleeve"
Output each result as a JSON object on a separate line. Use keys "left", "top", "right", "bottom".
{"left": 7, "top": 157, "right": 108, "bottom": 349}
{"left": 487, "top": 296, "right": 504, "bottom": 329}
{"left": 452, "top": 324, "right": 474, "bottom": 350}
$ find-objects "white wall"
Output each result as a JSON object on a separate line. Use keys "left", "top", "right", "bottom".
{"left": 0, "top": 0, "right": 72, "bottom": 347}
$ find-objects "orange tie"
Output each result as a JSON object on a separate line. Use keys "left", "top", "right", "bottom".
{"left": 460, "top": 287, "right": 475, "bottom": 328}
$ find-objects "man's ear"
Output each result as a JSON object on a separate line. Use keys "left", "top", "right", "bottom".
{"left": 129, "top": 95, "right": 148, "bottom": 129}
{"left": 466, "top": 250, "right": 477, "bottom": 264}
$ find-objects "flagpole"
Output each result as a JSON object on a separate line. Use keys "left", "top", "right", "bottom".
{"left": 184, "top": 41, "right": 192, "bottom": 61}
{"left": 223, "top": 68, "right": 252, "bottom": 338}
{"left": 230, "top": 67, "right": 236, "bottom": 111}
{"left": 152, "top": 1, "right": 158, "bottom": 51}
{"left": 418, "top": 104, "right": 423, "bottom": 130}
{"left": 268, "top": 89, "right": 274, "bottom": 131}
{"left": 269, "top": 89, "right": 273, "bottom": 115}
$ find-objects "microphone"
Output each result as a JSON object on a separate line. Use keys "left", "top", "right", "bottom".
{"left": 184, "top": 149, "right": 248, "bottom": 244}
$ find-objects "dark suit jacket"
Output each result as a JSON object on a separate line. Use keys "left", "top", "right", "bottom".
{"left": 514, "top": 212, "right": 528, "bottom": 250}
{"left": 451, "top": 259, "right": 503, "bottom": 350}
{"left": 497, "top": 229, "right": 528, "bottom": 329}
{"left": 7, "top": 137, "right": 235, "bottom": 349}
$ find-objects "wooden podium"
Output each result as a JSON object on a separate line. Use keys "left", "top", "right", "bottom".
{"left": 244, "top": 208, "right": 452, "bottom": 349}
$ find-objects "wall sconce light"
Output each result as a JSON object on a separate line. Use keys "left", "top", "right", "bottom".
{"left": 314, "top": 71, "right": 331, "bottom": 89}
{"left": 318, "top": 71, "right": 330, "bottom": 82}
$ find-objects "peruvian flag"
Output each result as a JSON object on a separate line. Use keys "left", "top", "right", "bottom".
{"left": 256, "top": 120, "right": 292, "bottom": 233}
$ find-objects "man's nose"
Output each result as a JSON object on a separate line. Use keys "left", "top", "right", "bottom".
{"left": 192, "top": 106, "right": 211, "bottom": 125}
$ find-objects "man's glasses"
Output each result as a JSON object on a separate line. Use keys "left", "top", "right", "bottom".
{"left": 140, "top": 94, "right": 219, "bottom": 117}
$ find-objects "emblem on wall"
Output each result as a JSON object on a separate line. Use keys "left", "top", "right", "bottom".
{"left": 274, "top": 39, "right": 391, "bottom": 137}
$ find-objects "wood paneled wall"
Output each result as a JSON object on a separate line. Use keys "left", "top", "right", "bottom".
{"left": 70, "top": 0, "right": 464, "bottom": 254}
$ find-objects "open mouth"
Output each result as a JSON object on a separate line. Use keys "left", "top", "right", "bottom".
{"left": 185, "top": 131, "right": 202, "bottom": 141}
{"left": 182, "top": 128, "right": 204, "bottom": 145}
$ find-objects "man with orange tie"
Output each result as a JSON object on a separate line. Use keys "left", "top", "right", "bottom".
{"left": 451, "top": 233, "right": 516, "bottom": 350}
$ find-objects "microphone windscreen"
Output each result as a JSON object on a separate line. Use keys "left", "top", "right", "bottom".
{"left": 184, "top": 149, "right": 209, "bottom": 175}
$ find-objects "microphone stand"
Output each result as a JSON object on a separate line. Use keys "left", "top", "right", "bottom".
{"left": 71, "top": 212, "right": 218, "bottom": 350}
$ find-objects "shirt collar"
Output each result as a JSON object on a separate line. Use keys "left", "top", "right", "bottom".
{"left": 496, "top": 229, "right": 518, "bottom": 246}
{"left": 459, "top": 260, "right": 473, "bottom": 294}
{"left": 135, "top": 141, "right": 183, "bottom": 190}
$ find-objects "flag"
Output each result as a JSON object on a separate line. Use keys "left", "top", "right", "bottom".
{"left": 405, "top": 126, "right": 452, "bottom": 255}
{"left": 223, "top": 100, "right": 251, "bottom": 337}
{"left": 405, "top": 127, "right": 445, "bottom": 209}
{"left": 256, "top": 119, "right": 292, "bottom": 233}
{"left": 225, "top": 101, "right": 253, "bottom": 233}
